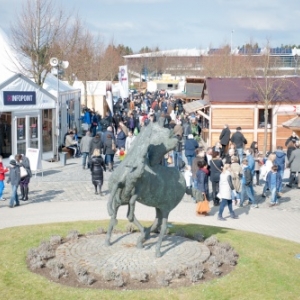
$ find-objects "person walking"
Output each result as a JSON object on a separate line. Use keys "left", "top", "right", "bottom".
{"left": 80, "top": 131, "right": 93, "bottom": 169}
{"left": 219, "top": 124, "right": 231, "bottom": 158}
{"left": 184, "top": 134, "right": 198, "bottom": 167}
{"left": 262, "top": 153, "right": 276, "bottom": 196}
{"left": 89, "top": 133, "right": 103, "bottom": 165}
{"left": 90, "top": 149, "right": 106, "bottom": 196}
{"left": 240, "top": 158, "right": 257, "bottom": 208}
{"left": 125, "top": 131, "right": 136, "bottom": 152}
{"left": 287, "top": 142, "right": 300, "bottom": 188}
{"left": 274, "top": 146, "right": 286, "bottom": 195}
{"left": 209, "top": 151, "right": 223, "bottom": 206}
{"left": 173, "top": 134, "right": 183, "bottom": 170}
{"left": 0, "top": 155, "right": 8, "bottom": 201}
{"left": 196, "top": 160, "right": 209, "bottom": 200}
{"left": 217, "top": 164, "right": 238, "bottom": 221}
{"left": 15, "top": 154, "right": 32, "bottom": 201}
{"left": 230, "top": 127, "right": 247, "bottom": 164}
{"left": 103, "top": 134, "right": 116, "bottom": 172}
{"left": 7, "top": 159, "right": 20, "bottom": 208}
{"left": 266, "top": 165, "right": 282, "bottom": 207}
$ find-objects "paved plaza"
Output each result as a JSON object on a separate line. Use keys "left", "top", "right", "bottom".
{"left": 0, "top": 157, "right": 299, "bottom": 245}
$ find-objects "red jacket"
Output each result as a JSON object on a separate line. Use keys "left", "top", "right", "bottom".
{"left": 0, "top": 162, "right": 8, "bottom": 181}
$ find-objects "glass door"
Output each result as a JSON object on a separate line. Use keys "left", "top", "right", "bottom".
{"left": 13, "top": 112, "right": 41, "bottom": 155}
{"left": 16, "top": 117, "right": 26, "bottom": 154}
{"left": 30, "top": 116, "right": 39, "bottom": 149}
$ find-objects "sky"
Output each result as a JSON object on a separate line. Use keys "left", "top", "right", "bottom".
{"left": 0, "top": 0, "right": 300, "bottom": 52}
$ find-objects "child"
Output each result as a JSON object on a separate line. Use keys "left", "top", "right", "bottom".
{"left": 7, "top": 159, "right": 21, "bottom": 208}
{"left": 0, "top": 156, "right": 9, "bottom": 201}
{"left": 118, "top": 147, "right": 126, "bottom": 161}
{"left": 184, "top": 165, "right": 192, "bottom": 189}
{"left": 240, "top": 158, "right": 257, "bottom": 208}
{"left": 196, "top": 160, "right": 209, "bottom": 200}
{"left": 266, "top": 165, "right": 282, "bottom": 207}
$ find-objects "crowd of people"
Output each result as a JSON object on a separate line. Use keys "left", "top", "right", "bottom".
{"left": 2, "top": 89, "right": 298, "bottom": 215}
{"left": 0, "top": 154, "right": 32, "bottom": 208}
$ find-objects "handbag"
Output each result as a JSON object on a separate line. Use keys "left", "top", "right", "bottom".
{"left": 196, "top": 193, "right": 210, "bottom": 215}
{"left": 20, "top": 166, "right": 28, "bottom": 178}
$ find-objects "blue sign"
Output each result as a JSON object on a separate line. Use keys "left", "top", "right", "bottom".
{"left": 3, "top": 91, "right": 36, "bottom": 105}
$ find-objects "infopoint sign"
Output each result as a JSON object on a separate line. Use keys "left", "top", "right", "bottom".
{"left": 3, "top": 91, "right": 36, "bottom": 105}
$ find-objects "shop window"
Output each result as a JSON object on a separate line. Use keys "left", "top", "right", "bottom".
{"left": 258, "top": 108, "right": 272, "bottom": 128}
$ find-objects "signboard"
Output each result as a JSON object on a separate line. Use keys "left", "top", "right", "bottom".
{"left": 3, "top": 91, "right": 36, "bottom": 105}
{"left": 26, "top": 148, "right": 42, "bottom": 172}
{"left": 118, "top": 65, "right": 129, "bottom": 98}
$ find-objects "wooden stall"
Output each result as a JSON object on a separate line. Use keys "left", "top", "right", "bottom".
{"left": 206, "top": 78, "right": 300, "bottom": 151}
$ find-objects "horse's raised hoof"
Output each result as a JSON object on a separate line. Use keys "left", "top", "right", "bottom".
{"left": 155, "top": 251, "right": 162, "bottom": 258}
{"left": 128, "top": 213, "right": 134, "bottom": 222}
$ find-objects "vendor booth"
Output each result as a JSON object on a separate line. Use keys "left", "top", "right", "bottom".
{"left": 0, "top": 73, "right": 81, "bottom": 160}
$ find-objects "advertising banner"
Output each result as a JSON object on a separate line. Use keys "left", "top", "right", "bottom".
{"left": 3, "top": 91, "right": 36, "bottom": 105}
{"left": 119, "top": 65, "right": 129, "bottom": 98}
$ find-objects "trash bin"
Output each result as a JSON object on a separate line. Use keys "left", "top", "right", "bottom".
{"left": 60, "top": 152, "right": 67, "bottom": 166}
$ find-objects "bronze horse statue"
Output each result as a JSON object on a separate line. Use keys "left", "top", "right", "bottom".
{"left": 105, "top": 122, "right": 201, "bottom": 257}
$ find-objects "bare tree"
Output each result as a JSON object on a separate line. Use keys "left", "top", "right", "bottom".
{"left": 10, "top": 0, "right": 70, "bottom": 86}
{"left": 248, "top": 42, "right": 296, "bottom": 154}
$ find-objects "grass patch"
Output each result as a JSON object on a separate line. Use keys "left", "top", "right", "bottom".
{"left": 0, "top": 220, "right": 299, "bottom": 300}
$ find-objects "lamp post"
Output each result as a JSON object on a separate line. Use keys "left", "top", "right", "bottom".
{"left": 230, "top": 29, "right": 234, "bottom": 53}
{"left": 49, "top": 58, "right": 69, "bottom": 161}
{"left": 294, "top": 54, "right": 298, "bottom": 75}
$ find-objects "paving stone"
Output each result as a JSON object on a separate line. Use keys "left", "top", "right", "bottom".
{"left": 56, "top": 233, "right": 210, "bottom": 277}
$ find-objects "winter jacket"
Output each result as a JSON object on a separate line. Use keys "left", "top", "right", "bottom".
{"left": 288, "top": 148, "right": 300, "bottom": 172}
{"left": 247, "top": 154, "right": 255, "bottom": 174}
{"left": 218, "top": 170, "right": 235, "bottom": 200}
{"left": 266, "top": 171, "right": 282, "bottom": 191}
{"left": 125, "top": 136, "right": 136, "bottom": 152}
{"left": 230, "top": 162, "right": 243, "bottom": 192}
{"left": 287, "top": 146, "right": 296, "bottom": 161}
{"left": 116, "top": 130, "right": 126, "bottom": 149}
{"left": 196, "top": 168, "right": 209, "bottom": 195}
{"left": 80, "top": 135, "right": 93, "bottom": 153}
{"left": 65, "top": 135, "right": 76, "bottom": 147}
{"left": 242, "top": 166, "right": 253, "bottom": 186}
{"left": 18, "top": 156, "right": 32, "bottom": 179}
{"left": 192, "top": 157, "right": 206, "bottom": 179}
{"left": 89, "top": 136, "right": 103, "bottom": 156}
{"left": 174, "top": 135, "right": 182, "bottom": 152}
{"left": 7, "top": 165, "right": 20, "bottom": 186}
{"left": 184, "top": 138, "right": 198, "bottom": 156}
{"left": 209, "top": 158, "right": 224, "bottom": 182}
{"left": 219, "top": 127, "right": 231, "bottom": 146}
{"left": 182, "top": 122, "right": 191, "bottom": 137}
{"left": 230, "top": 131, "right": 247, "bottom": 149}
{"left": 0, "top": 162, "right": 8, "bottom": 181}
{"left": 103, "top": 138, "right": 115, "bottom": 155}
{"left": 274, "top": 150, "right": 286, "bottom": 172}
{"left": 90, "top": 156, "right": 106, "bottom": 182}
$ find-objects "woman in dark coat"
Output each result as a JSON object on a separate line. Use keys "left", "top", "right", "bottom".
{"left": 90, "top": 149, "right": 106, "bottom": 195}
{"left": 116, "top": 127, "right": 126, "bottom": 149}
{"left": 287, "top": 140, "right": 296, "bottom": 161}
{"left": 209, "top": 151, "right": 224, "bottom": 206}
{"left": 15, "top": 154, "right": 32, "bottom": 201}
{"left": 104, "top": 134, "right": 116, "bottom": 171}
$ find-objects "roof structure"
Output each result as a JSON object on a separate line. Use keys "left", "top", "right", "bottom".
{"left": 282, "top": 116, "right": 300, "bottom": 130}
{"left": 206, "top": 77, "right": 300, "bottom": 104}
